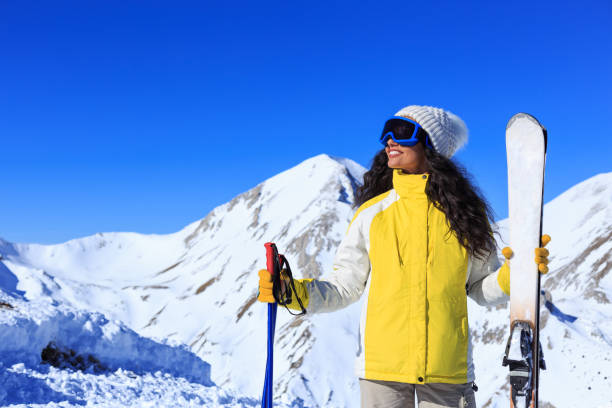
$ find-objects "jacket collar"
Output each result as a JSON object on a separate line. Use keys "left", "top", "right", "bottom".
{"left": 392, "top": 169, "right": 429, "bottom": 197}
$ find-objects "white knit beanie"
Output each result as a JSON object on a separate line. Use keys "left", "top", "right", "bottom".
{"left": 394, "top": 105, "right": 468, "bottom": 158}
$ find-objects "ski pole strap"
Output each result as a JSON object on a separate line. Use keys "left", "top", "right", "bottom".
{"left": 273, "top": 255, "right": 306, "bottom": 316}
{"left": 265, "top": 241, "right": 306, "bottom": 316}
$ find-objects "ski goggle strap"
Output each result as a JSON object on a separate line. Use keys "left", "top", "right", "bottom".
{"left": 380, "top": 116, "right": 433, "bottom": 149}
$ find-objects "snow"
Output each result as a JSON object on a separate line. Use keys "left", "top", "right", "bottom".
{"left": 0, "top": 156, "right": 610, "bottom": 407}
{"left": 0, "top": 290, "right": 270, "bottom": 407}
{"left": 1, "top": 364, "right": 256, "bottom": 408}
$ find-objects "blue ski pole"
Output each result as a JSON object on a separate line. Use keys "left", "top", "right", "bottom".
{"left": 261, "top": 242, "right": 280, "bottom": 408}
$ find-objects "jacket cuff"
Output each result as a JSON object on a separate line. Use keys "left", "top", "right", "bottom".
{"left": 286, "top": 278, "right": 311, "bottom": 311}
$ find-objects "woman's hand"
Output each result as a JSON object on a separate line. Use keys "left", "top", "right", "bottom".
{"left": 498, "top": 234, "right": 551, "bottom": 295}
{"left": 257, "top": 269, "right": 275, "bottom": 303}
{"left": 257, "top": 269, "right": 289, "bottom": 303}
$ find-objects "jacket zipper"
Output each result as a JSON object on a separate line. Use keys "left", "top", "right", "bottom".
{"left": 424, "top": 200, "right": 430, "bottom": 382}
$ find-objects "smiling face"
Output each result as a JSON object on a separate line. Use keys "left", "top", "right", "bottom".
{"left": 385, "top": 139, "right": 428, "bottom": 173}
{"left": 384, "top": 117, "right": 429, "bottom": 173}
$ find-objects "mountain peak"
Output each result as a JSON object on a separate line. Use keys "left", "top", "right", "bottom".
{"left": 269, "top": 154, "right": 365, "bottom": 184}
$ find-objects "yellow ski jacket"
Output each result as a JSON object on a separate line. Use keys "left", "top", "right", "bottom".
{"left": 295, "top": 170, "right": 507, "bottom": 384}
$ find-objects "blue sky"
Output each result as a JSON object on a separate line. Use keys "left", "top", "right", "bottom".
{"left": 1, "top": 1, "right": 611, "bottom": 244}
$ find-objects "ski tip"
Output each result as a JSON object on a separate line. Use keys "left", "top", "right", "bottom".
{"left": 506, "top": 112, "right": 544, "bottom": 130}
{"left": 506, "top": 112, "right": 548, "bottom": 152}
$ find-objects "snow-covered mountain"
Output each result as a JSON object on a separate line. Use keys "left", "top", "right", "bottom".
{"left": 0, "top": 154, "right": 365, "bottom": 407}
{"left": 1, "top": 154, "right": 611, "bottom": 407}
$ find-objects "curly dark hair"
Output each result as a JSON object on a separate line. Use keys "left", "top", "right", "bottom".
{"left": 354, "top": 147, "right": 497, "bottom": 260}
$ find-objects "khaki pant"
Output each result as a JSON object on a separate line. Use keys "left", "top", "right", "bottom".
{"left": 359, "top": 379, "right": 477, "bottom": 408}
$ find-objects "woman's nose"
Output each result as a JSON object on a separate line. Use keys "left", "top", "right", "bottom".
{"left": 387, "top": 138, "right": 398, "bottom": 147}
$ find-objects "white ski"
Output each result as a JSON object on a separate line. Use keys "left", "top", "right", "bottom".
{"left": 502, "top": 113, "right": 547, "bottom": 408}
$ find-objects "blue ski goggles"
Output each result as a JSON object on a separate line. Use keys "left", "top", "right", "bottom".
{"left": 380, "top": 116, "right": 433, "bottom": 149}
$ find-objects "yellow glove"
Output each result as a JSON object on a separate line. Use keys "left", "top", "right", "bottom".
{"left": 257, "top": 269, "right": 276, "bottom": 303}
{"left": 498, "top": 234, "right": 551, "bottom": 295}
{"left": 257, "top": 269, "right": 310, "bottom": 310}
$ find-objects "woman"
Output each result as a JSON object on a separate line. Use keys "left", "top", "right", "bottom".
{"left": 257, "top": 105, "right": 550, "bottom": 408}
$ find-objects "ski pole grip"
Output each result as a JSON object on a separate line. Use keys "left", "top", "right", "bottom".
{"left": 264, "top": 242, "right": 277, "bottom": 277}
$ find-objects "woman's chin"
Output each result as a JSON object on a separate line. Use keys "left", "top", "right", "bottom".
{"left": 387, "top": 158, "right": 402, "bottom": 168}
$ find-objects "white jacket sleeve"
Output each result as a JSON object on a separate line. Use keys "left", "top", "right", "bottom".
{"left": 305, "top": 214, "right": 371, "bottom": 313}
{"left": 467, "top": 249, "right": 509, "bottom": 306}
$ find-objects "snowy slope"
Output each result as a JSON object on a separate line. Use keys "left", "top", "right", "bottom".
{"left": 1, "top": 158, "right": 611, "bottom": 407}
{"left": 0, "top": 288, "right": 268, "bottom": 407}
